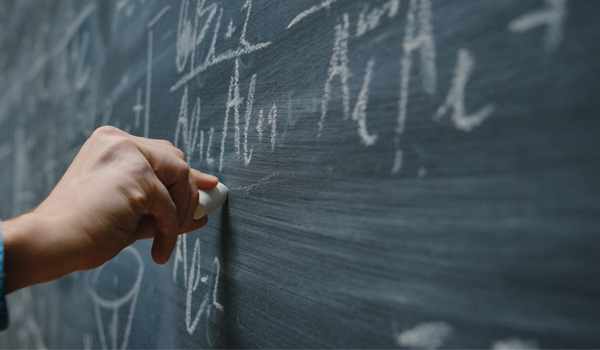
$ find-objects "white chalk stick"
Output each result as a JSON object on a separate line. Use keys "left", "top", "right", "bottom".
{"left": 194, "top": 182, "right": 229, "bottom": 220}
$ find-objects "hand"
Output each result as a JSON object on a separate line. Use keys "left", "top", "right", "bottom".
{"left": 1, "top": 126, "right": 218, "bottom": 293}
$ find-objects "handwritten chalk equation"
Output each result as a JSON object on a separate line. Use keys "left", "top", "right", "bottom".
{"left": 171, "top": 0, "right": 278, "bottom": 172}
{"left": 173, "top": 235, "right": 224, "bottom": 340}
{"left": 319, "top": 0, "right": 567, "bottom": 175}
{"left": 168, "top": 0, "right": 570, "bottom": 176}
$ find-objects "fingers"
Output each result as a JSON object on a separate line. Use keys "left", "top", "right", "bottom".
{"left": 151, "top": 232, "right": 179, "bottom": 265}
{"left": 179, "top": 171, "right": 200, "bottom": 233}
{"left": 146, "top": 178, "right": 179, "bottom": 237}
{"left": 192, "top": 168, "right": 219, "bottom": 190}
{"left": 135, "top": 215, "right": 157, "bottom": 240}
{"left": 111, "top": 129, "right": 219, "bottom": 263}
{"left": 133, "top": 136, "right": 187, "bottom": 162}
{"left": 148, "top": 214, "right": 208, "bottom": 264}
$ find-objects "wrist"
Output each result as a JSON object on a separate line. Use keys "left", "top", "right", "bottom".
{"left": 2, "top": 212, "right": 83, "bottom": 293}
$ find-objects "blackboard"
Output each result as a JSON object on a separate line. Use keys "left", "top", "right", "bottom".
{"left": 0, "top": 0, "right": 599, "bottom": 348}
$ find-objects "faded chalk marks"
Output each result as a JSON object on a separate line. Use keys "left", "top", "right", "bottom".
{"left": 206, "top": 127, "right": 215, "bottom": 165}
{"left": 0, "top": 143, "right": 11, "bottom": 163}
{"left": 509, "top": 0, "right": 567, "bottom": 51}
{"left": 268, "top": 104, "right": 277, "bottom": 151}
{"left": 51, "top": 3, "right": 96, "bottom": 57}
{"left": 144, "top": 29, "right": 153, "bottom": 138}
{"left": 398, "top": 0, "right": 436, "bottom": 133}
{"left": 132, "top": 87, "right": 143, "bottom": 129}
{"left": 6, "top": 288, "right": 48, "bottom": 349}
{"left": 352, "top": 58, "right": 378, "bottom": 146}
{"left": 86, "top": 247, "right": 144, "bottom": 350}
{"left": 492, "top": 338, "right": 539, "bottom": 350}
{"left": 243, "top": 75, "right": 257, "bottom": 165}
{"left": 230, "top": 172, "right": 285, "bottom": 195}
{"left": 13, "top": 128, "right": 36, "bottom": 217}
{"left": 356, "top": 0, "right": 401, "bottom": 37}
{"left": 393, "top": 0, "right": 436, "bottom": 174}
{"left": 256, "top": 109, "right": 264, "bottom": 141}
{"left": 287, "top": 0, "right": 338, "bottom": 29}
{"left": 433, "top": 49, "right": 495, "bottom": 132}
{"left": 320, "top": 13, "right": 351, "bottom": 135}
{"left": 394, "top": 322, "right": 453, "bottom": 349}
{"left": 147, "top": 5, "right": 170, "bottom": 28}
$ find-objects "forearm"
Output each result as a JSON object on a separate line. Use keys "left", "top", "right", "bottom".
{"left": 1, "top": 213, "right": 85, "bottom": 294}
{"left": 0, "top": 127, "right": 217, "bottom": 294}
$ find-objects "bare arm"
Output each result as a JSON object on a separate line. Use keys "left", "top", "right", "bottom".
{"left": 1, "top": 126, "right": 218, "bottom": 294}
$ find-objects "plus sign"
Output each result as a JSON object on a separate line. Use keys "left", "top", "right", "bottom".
{"left": 132, "top": 87, "right": 144, "bottom": 129}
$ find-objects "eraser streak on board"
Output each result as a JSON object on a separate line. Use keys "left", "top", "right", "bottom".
{"left": 194, "top": 182, "right": 229, "bottom": 220}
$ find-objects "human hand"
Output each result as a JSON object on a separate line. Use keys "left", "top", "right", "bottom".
{"left": 2, "top": 126, "right": 217, "bottom": 293}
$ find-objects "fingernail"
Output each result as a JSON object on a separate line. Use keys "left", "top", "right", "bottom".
{"left": 203, "top": 173, "right": 218, "bottom": 182}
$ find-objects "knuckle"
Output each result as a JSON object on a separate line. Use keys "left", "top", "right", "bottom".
{"left": 176, "top": 159, "right": 190, "bottom": 180}
{"left": 130, "top": 160, "right": 154, "bottom": 180}
{"left": 127, "top": 188, "right": 151, "bottom": 212}
{"left": 105, "top": 138, "right": 137, "bottom": 157}
{"left": 92, "top": 125, "right": 121, "bottom": 138}
{"left": 91, "top": 129, "right": 136, "bottom": 159}
{"left": 159, "top": 139, "right": 174, "bottom": 147}
{"left": 174, "top": 148, "right": 187, "bottom": 162}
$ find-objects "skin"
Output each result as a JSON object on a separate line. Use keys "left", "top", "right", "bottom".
{"left": 1, "top": 126, "right": 218, "bottom": 294}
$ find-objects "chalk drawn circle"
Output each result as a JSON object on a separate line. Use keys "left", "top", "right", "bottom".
{"left": 86, "top": 246, "right": 144, "bottom": 309}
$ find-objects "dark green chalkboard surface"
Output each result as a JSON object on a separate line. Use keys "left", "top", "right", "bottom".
{"left": 0, "top": 0, "right": 599, "bottom": 348}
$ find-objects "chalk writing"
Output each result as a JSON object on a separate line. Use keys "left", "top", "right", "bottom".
{"left": 71, "top": 31, "right": 91, "bottom": 91}
{"left": 147, "top": 5, "right": 171, "bottom": 28}
{"left": 173, "top": 236, "right": 224, "bottom": 336}
{"left": 86, "top": 247, "right": 144, "bottom": 350}
{"left": 225, "top": 19, "right": 236, "bottom": 39}
{"left": 0, "top": 143, "right": 11, "bottom": 163}
{"left": 256, "top": 109, "right": 265, "bottom": 141}
{"left": 220, "top": 58, "right": 244, "bottom": 170}
{"left": 185, "top": 240, "right": 223, "bottom": 335}
{"left": 174, "top": 86, "right": 201, "bottom": 160}
{"left": 320, "top": 14, "right": 377, "bottom": 146}
{"left": 492, "top": 338, "right": 539, "bottom": 350}
{"left": 509, "top": 0, "right": 567, "bottom": 51}
{"left": 144, "top": 30, "right": 153, "bottom": 138}
{"left": 243, "top": 75, "right": 257, "bottom": 165}
{"left": 132, "top": 87, "right": 143, "bottom": 129}
{"left": 394, "top": 321, "right": 453, "bottom": 349}
{"left": 205, "top": 127, "right": 215, "bottom": 165}
{"left": 356, "top": 0, "right": 401, "bottom": 37}
{"left": 28, "top": 3, "right": 96, "bottom": 81}
{"left": 217, "top": 58, "right": 276, "bottom": 171}
{"left": 8, "top": 288, "right": 49, "bottom": 349}
{"left": 171, "top": 0, "right": 271, "bottom": 92}
{"left": 393, "top": 0, "right": 436, "bottom": 174}
{"left": 230, "top": 173, "right": 285, "bottom": 195}
{"left": 287, "top": 0, "right": 338, "bottom": 29}
{"left": 352, "top": 58, "right": 378, "bottom": 146}
{"left": 320, "top": 14, "right": 351, "bottom": 134}
{"left": 13, "top": 128, "right": 36, "bottom": 217}
{"left": 433, "top": 49, "right": 495, "bottom": 132}
{"left": 267, "top": 104, "right": 277, "bottom": 151}
{"left": 83, "top": 333, "right": 93, "bottom": 350}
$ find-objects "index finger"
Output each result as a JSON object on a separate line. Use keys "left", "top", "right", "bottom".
{"left": 192, "top": 168, "right": 219, "bottom": 190}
